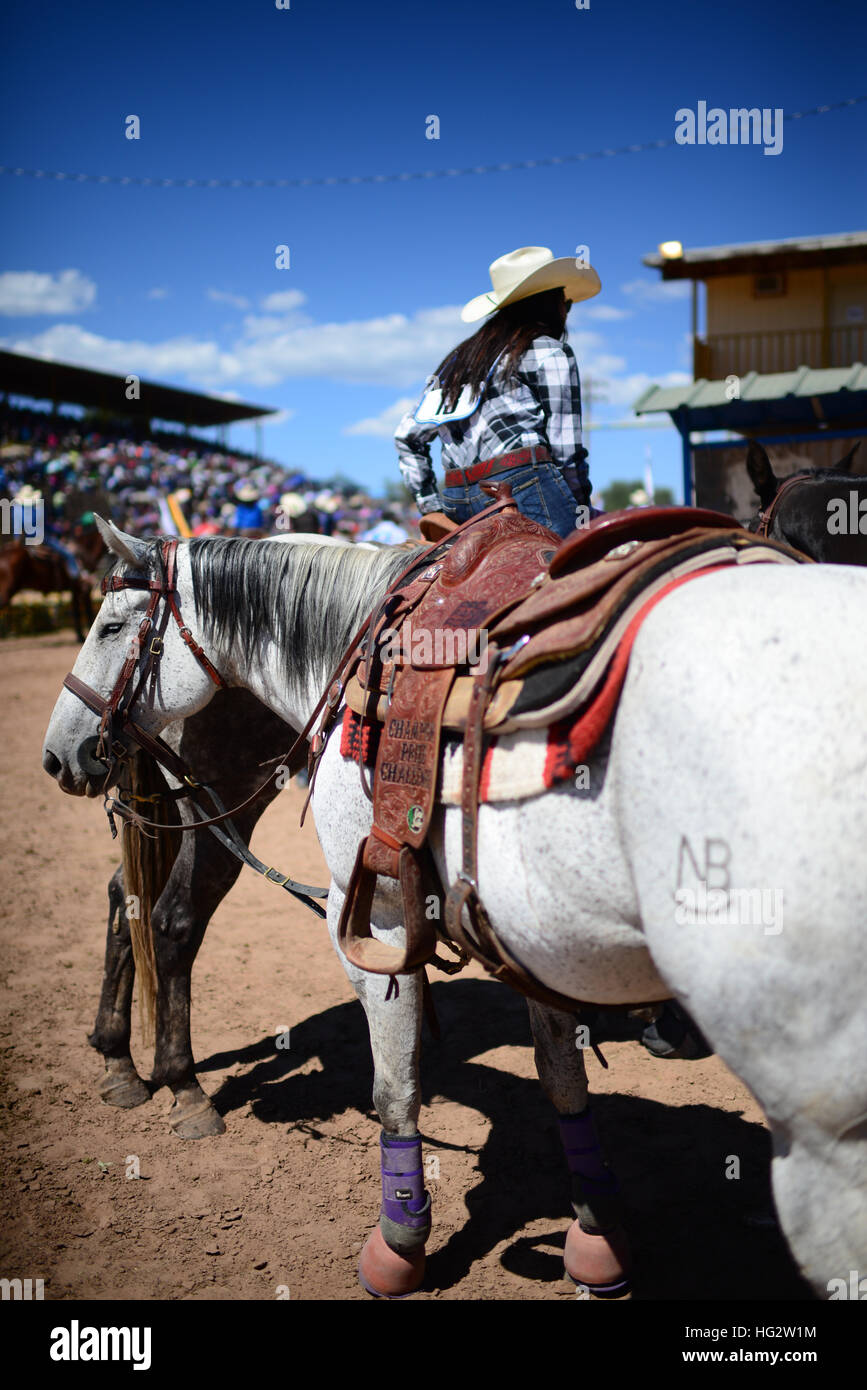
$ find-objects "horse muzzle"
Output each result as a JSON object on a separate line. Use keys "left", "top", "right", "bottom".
{"left": 42, "top": 736, "right": 110, "bottom": 797}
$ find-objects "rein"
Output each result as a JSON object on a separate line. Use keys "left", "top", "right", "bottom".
{"left": 62, "top": 537, "right": 329, "bottom": 916}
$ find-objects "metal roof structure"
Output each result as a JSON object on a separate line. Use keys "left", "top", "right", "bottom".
{"left": 0, "top": 350, "right": 275, "bottom": 428}
{"left": 634, "top": 365, "right": 867, "bottom": 500}
{"left": 634, "top": 364, "right": 867, "bottom": 434}
{"left": 642, "top": 231, "right": 867, "bottom": 280}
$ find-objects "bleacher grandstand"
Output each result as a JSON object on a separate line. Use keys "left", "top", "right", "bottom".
{"left": 0, "top": 350, "right": 413, "bottom": 543}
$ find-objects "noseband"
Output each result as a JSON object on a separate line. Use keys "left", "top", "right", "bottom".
{"left": 62, "top": 537, "right": 328, "bottom": 916}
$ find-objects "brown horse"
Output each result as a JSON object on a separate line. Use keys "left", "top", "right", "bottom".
{"left": 0, "top": 538, "right": 99, "bottom": 641}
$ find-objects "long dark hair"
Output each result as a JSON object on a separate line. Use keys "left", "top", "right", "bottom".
{"left": 434, "top": 288, "right": 567, "bottom": 412}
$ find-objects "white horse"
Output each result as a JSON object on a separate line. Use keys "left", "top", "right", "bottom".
{"left": 43, "top": 521, "right": 867, "bottom": 1299}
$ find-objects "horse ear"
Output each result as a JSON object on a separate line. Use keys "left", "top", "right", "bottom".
{"left": 745, "top": 440, "right": 778, "bottom": 507}
{"left": 833, "top": 440, "right": 861, "bottom": 472}
{"left": 95, "top": 515, "right": 150, "bottom": 568}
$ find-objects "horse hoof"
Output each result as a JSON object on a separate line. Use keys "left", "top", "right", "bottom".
{"left": 564, "top": 1220, "right": 631, "bottom": 1297}
{"left": 98, "top": 1070, "right": 151, "bottom": 1109}
{"left": 358, "top": 1227, "right": 425, "bottom": 1298}
{"left": 169, "top": 1099, "right": 226, "bottom": 1140}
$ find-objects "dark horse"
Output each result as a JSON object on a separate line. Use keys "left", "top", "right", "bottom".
{"left": 0, "top": 532, "right": 103, "bottom": 641}
{"left": 91, "top": 687, "right": 306, "bottom": 1138}
{"left": 746, "top": 439, "right": 867, "bottom": 564}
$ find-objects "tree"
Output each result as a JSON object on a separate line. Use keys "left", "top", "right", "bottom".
{"left": 600, "top": 479, "right": 674, "bottom": 511}
{"left": 381, "top": 478, "right": 414, "bottom": 505}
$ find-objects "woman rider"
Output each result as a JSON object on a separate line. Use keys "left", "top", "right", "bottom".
{"left": 394, "top": 245, "right": 711, "bottom": 1062}
{"left": 394, "top": 245, "right": 600, "bottom": 539}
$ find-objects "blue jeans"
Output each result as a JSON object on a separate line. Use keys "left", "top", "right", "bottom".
{"left": 441, "top": 460, "right": 582, "bottom": 539}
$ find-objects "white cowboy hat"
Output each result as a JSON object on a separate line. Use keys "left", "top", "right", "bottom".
{"left": 13, "top": 484, "right": 42, "bottom": 504}
{"left": 461, "top": 245, "right": 601, "bottom": 323}
{"left": 235, "top": 483, "right": 259, "bottom": 502}
{"left": 279, "top": 491, "right": 306, "bottom": 517}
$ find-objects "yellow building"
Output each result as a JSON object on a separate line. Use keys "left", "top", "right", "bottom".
{"left": 634, "top": 233, "right": 867, "bottom": 514}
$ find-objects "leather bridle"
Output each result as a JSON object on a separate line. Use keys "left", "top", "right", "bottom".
{"left": 64, "top": 539, "right": 225, "bottom": 775}
{"left": 61, "top": 537, "right": 329, "bottom": 916}
{"left": 754, "top": 471, "right": 811, "bottom": 539}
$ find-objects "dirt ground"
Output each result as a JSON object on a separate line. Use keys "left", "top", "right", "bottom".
{"left": 0, "top": 631, "right": 812, "bottom": 1302}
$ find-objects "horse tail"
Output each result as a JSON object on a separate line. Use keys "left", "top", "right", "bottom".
{"left": 119, "top": 752, "right": 183, "bottom": 1044}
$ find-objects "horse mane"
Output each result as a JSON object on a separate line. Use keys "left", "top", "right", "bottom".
{"left": 188, "top": 537, "right": 411, "bottom": 693}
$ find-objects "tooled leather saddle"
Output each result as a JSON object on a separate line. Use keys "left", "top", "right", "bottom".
{"left": 330, "top": 484, "right": 808, "bottom": 1011}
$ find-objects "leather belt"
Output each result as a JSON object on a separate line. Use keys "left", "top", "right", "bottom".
{"left": 444, "top": 445, "right": 551, "bottom": 489}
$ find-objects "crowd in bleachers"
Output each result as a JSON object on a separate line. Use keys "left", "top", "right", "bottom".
{"left": 0, "top": 405, "right": 414, "bottom": 544}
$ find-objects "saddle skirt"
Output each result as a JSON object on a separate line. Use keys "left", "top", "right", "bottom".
{"left": 333, "top": 490, "right": 809, "bottom": 1005}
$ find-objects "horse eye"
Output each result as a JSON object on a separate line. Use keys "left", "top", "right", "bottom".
{"left": 99, "top": 623, "right": 125, "bottom": 638}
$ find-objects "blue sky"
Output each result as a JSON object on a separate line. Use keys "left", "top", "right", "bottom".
{"left": 1, "top": 0, "right": 864, "bottom": 500}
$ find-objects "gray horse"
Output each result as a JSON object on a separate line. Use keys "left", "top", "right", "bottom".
{"left": 44, "top": 524, "right": 867, "bottom": 1299}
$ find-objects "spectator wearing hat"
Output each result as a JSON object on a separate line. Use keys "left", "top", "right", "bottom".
{"left": 234, "top": 483, "right": 264, "bottom": 533}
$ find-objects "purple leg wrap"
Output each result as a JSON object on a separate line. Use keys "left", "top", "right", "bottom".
{"left": 559, "top": 1109, "right": 630, "bottom": 1296}
{"left": 558, "top": 1109, "right": 621, "bottom": 1231}
{"left": 379, "top": 1133, "right": 431, "bottom": 1255}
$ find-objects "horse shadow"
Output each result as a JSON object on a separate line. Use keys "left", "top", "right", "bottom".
{"left": 195, "top": 978, "right": 813, "bottom": 1301}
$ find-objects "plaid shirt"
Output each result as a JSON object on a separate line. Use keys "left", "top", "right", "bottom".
{"left": 394, "top": 335, "right": 588, "bottom": 514}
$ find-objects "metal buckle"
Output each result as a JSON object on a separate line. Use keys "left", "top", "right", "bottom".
{"left": 498, "top": 635, "right": 529, "bottom": 666}
{"left": 110, "top": 739, "right": 128, "bottom": 761}
{"left": 264, "top": 867, "right": 290, "bottom": 887}
{"left": 149, "top": 635, "right": 163, "bottom": 656}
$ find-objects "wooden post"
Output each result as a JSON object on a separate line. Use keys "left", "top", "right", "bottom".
{"left": 677, "top": 414, "right": 693, "bottom": 505}
{"left": 821, "top": 267, "right": 831, "bottom": 368}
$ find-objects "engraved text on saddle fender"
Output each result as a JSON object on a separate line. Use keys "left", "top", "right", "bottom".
{"left": 379, "top": 717, "right": 436, "bottom": 788}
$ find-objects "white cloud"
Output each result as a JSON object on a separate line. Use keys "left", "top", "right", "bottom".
{"left": 2, "top": 299, "right": 675, "bottom": 426}
{"left": 344, "top": 396, "right": 418, "bottom": 436}
{"left": 2, "top": 322, "right": 236, "bottom": 385}
{"left": 583, "top": 304, "right": 632, "bottom": 322}
{"left": 224, "top": 304, "right": 469, "bottom": 387}
{"left": 241, "top": 310, "right": 313, "bottom": 341}
{"left": 207, "top": 288, "right": 251, "bottom": 310}
{"left": 260, "top": 289, "right": 307, "bottom": 313}
{"left": 593, "top": 369, "right": 691, "bottom": 408}
{"left": 3, "top": 310, "right": 466, "bottom": 391}
{"left": 147, "top": 287, "right": 169, "bottom": 300}
{"left": 620, "top": 278, "right": 691, "bottom": 304}
{"left": 0, "top": 269, "right": 96, "bottom": 317}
